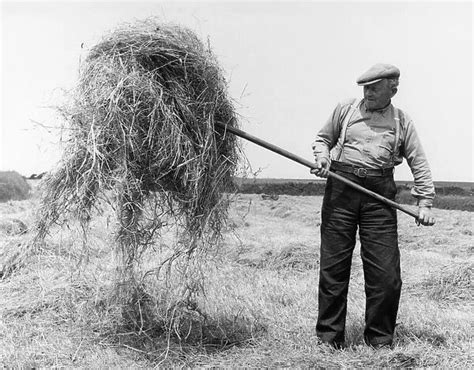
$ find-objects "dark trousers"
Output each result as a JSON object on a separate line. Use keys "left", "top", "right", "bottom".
{"left": 316, "top": 170, "right": 401, "bottom": 347}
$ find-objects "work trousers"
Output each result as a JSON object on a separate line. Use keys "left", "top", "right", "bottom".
{"left": 316, "top": 170, "right": 401, "bottom": 347}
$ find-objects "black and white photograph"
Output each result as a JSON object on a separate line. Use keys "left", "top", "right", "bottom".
{"left": 0, "top": 0, "right": 472, "bottom": 367}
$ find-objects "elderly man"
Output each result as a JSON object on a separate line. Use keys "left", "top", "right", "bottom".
{"left": 311, "top": 63, "right": 435, "bottom": 349}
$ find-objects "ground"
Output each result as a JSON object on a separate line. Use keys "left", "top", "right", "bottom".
{"left": 0, "top": 192, "right": 472, "bottom": 367}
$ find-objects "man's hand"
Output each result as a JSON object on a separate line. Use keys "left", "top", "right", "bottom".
{"left": 310, "top": 157, "right": 330, "bottom": 178}
{"left": 416, "top": 206, "right": 435, "bottom": 226}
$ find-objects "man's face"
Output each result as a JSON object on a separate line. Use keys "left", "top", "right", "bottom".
{"left": 363, "top": 79, "right": 394, "bottom": 110}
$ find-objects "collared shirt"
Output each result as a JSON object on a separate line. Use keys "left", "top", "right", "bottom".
{"left": 312, "top": 98, "right": 435, "bottom": 207}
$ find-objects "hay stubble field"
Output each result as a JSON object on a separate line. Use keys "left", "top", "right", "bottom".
{"left": 0, "top": 188, "right": 472, "bottom": 367}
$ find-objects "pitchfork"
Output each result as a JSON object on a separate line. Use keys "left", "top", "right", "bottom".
{"left": 216, "top": 122, "right": 419, "bottom": 220}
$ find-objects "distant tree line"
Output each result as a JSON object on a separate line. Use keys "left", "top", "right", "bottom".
{"left": 233, "top": 180, "right": 473, "bottom": 212}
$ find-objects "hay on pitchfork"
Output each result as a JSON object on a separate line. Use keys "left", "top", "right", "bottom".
{"left": 28, "top": 20, "right": 241, "bottom": 307}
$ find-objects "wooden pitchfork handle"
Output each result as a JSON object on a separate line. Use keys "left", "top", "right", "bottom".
{"left": 216, "top": 122, "right": 419, "bottom": 220}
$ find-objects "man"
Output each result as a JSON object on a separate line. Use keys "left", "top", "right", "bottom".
{"left": 311, "top": 63, "right": 435, "bottom": 349}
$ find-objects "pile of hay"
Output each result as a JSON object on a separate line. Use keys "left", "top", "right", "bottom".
{"left": 421, "top": 262, "right": 473, "bottom": 302}
{"left": 0, "top": 171, "right": 31, "bottom": 203}
{"left": 29, "top": 19, "right": 241, "bottom": 316}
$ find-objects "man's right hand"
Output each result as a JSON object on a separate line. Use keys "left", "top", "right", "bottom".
{"left": 416, "top": 206, "right": 436, "bottom": 226}
{"left": 310, "top": 157, "right": 330, "bottom": 178}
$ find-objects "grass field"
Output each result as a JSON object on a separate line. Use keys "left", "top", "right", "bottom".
{"left": 0, "top": 191, "right": 472, "bottom": 367}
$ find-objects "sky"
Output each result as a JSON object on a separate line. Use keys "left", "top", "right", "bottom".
{"left": 1, "top": 1, "right": 472, "bottom": 182}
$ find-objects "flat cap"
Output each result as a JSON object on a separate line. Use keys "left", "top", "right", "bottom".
{"left": 356, "top": 63, "right": 400, "bottom": 86}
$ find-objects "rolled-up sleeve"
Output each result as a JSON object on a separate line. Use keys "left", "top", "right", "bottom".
{"left": 402, "top": 119, "right": 435, "bottom": 207}
{"left": 312, "top": 103, "right": 343, "bottom": 162}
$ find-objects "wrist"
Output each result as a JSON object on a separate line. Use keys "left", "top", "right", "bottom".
{"left": 318, "top": 156, "right": 330, "bottom": 164}
{"left": 417, "top": 199, "right": 432, "bottom": 208}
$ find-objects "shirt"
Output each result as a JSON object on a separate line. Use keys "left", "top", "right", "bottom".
{"left": 312, "top": 98, "right": 435, "bottom": 207}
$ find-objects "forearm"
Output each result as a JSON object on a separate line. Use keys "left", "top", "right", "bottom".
{"left": 403, "top": 122, "right": 435, "bottom": 207}
{"left": 312, "top": 137, "right": 331, "bottom": 162}
{"left": 411, "top": 168, "right": 435, "bottom": 207}
{"left": 312, "top": 104, "right": 342, "bottom": 161}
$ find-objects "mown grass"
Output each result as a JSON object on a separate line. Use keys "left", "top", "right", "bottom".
{"left": 0, "top": 194, "right": 472, "bottom": 367}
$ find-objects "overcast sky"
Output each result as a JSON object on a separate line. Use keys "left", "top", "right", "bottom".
{"left": 1, "top": 1, "right": 472, "bottom": 182}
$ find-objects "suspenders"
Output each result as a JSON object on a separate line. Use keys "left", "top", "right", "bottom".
{"left": 392, "top": 113, "right": 402, "bottom": 165}
{"left": 333, "top": 98, "right": 359, "bottom": 161}
{"left": 332, "top": 99, "right": 403, "bottom": 167}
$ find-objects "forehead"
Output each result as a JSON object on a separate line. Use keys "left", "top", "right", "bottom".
{"left": 364, "top": 79, "right": 389, "bottom": 90}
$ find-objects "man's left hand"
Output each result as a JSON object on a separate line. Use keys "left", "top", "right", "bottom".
{"left": 416, "top": 206, "right": 435, "bottom": 226}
